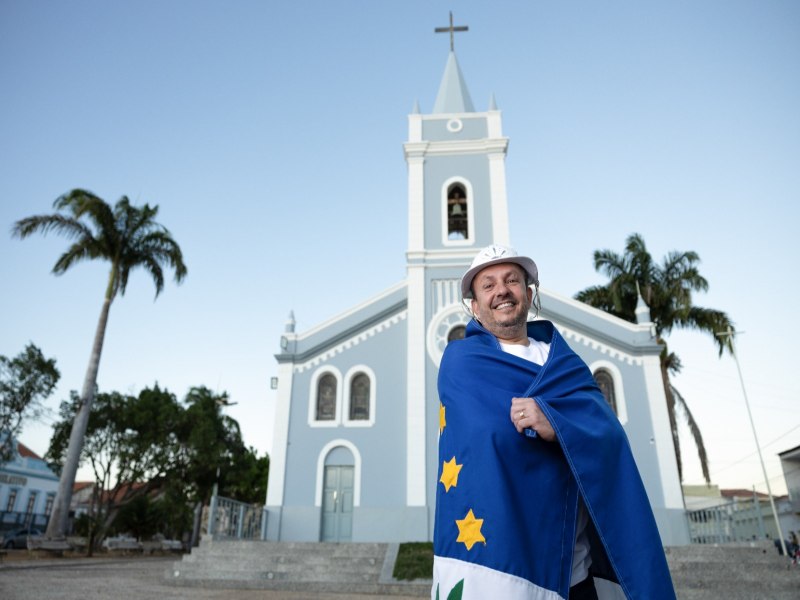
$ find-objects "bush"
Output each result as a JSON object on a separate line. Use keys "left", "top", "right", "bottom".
{"left": 393, "top": 542, "right": 433, "bottom": 580}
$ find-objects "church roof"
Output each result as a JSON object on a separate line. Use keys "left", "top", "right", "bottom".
{"left": 432, "top": 51, "right": 475, "bottom": 114}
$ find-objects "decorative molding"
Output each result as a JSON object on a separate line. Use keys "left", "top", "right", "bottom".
{"left": 431, "top": 279, "right": 462, "bottom": 312}
{"left": 588, "top": 359, "right": 629, "bottom": 426}
{"left": 426, "top": 305, "right": 471, "bottom": 367}
{"left": 554, "top": 321, "right": 645, "bottom": 366}
{"left": 413, "top": 138, "right": 509, "bottom": 157}
{"left": 294, "top": 312, "right": 407, "bottom": 373}
{"left": 446, "top": 118, "right": 463, "bottom": 133}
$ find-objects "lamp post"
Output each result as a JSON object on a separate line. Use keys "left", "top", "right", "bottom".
{"left": 717, "top": 327, "right": 787, "bottom": 557}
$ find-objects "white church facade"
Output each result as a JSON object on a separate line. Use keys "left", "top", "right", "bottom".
{"left": 265, "top": 47, "right": 690, "bottom": 547}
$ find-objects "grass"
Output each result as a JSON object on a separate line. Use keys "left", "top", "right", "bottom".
{"left": 393, "top": 541, "right": 433, "bottom": 580}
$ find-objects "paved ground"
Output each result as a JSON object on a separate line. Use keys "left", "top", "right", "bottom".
{"left": 0, "top": 552, "right": 426, "bottom": 600}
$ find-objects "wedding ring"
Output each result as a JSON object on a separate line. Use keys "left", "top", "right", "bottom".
{"left": 518, "top": 411, "right": 525, "bottom": 419}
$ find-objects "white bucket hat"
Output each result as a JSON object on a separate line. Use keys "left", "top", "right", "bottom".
{"left": 461, "top": 244, "right": 539, "bottom": 299}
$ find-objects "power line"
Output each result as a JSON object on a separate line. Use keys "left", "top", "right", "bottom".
{"left": 711, "top": 423, "right": 800, "bottom": 474}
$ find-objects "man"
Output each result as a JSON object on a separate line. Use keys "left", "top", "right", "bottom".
{"left": 432, "top": 244, "right": 676, "bottom": 600}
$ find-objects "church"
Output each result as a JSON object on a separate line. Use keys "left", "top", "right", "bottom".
{"left": 265, "top": 37, "right": 689, "bottom": 547}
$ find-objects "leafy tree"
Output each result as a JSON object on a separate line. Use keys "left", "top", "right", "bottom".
{"left": 47, "top": 386, "right": 183, "bottom": 551}
{"left": 180, "top": 387, "right": 247, "bottom": 504}
{"left": 0, "top": 343, "right": 60, "bottom": 461}
{"left": 225, "top": 445, "right": 269, "bottom": 505}
{"left": 13, "top": 189, "right": 187, "bottom": 539}
{"left": 47, "top": 384, "right": 266, "bottom": 548}
{"left": 575, "top": 233, "right": 734, "bottom": 483}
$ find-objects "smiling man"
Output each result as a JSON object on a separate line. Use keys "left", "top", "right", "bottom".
{"left": 432, "top": 244, "right": 676, "bottom": 600}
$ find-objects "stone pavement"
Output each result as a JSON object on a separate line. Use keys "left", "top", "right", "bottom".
{"left": 0, "top": 553, "right": 425, "bottom": 600}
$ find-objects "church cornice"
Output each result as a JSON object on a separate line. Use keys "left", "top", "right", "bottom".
{"left": 290, "top": 309, "right": 408, "bottom": 373}
{"left": 275, "top": 281, "right": 408, "bottom": 367}
{"left": 403, "top": 138, "right": 509, "bottom": 159}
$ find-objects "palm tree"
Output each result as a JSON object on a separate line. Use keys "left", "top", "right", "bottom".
{"left": 575, "top": 233, "right": 733, "bottom": 483}
{"left": 12, "top": 189, "right": 187, "bottom": 539}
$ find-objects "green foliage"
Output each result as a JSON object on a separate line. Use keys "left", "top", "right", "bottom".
{"left": 574, "top": 232, "right": 734, "bottom": 359}
{"left": 0, "top": 343, "right": 60, "bottom": 462}
{"left": 13, "top": 189, "right": 187, "bottom": 539}
{"left": 111, "top": 495, "right": 164, "bottom": 540}
{"left": 46, "top": 383, "right": 268, "bottom": 541}
{"left": 393, "top": 542, "right": 434, "bottom": 580}
{"left": 574, "top": 232, "right": 733, "bottom": 483}
{"left": 12, "top": 189, "right": 187, "bottom": 301}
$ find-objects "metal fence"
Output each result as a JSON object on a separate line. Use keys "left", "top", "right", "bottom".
{"left": 207, "top": 494, "right": 266, "bottom": 540}
{"left": 687, "top": 496, "right": 770, "bottom": 544}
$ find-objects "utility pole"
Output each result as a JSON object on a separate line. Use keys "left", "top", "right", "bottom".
{"left": 717, "top": 327, "right": 787, "bottom": 557}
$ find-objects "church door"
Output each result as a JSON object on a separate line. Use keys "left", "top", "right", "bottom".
{"left": 321, "top": 465, "right": 354, "bottom": 542}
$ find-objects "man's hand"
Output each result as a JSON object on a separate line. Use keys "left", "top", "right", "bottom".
{"left": 510, "top": 397, "right": 556, "bottom": 442}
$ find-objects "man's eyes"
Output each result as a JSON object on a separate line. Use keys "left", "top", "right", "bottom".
{"left": 482, "top": 278, "right": 519, "bottom": 290}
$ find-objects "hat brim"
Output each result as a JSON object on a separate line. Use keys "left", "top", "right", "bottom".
{"left": 461, "top": 256, "right": 539, "bottom": 299}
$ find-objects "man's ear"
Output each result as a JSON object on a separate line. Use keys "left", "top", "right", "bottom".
{"left": 527, "top": 286, "right": 533, "bottom": 303}
{"left": 471, "top": 298, "right": 478, "bottom": 314}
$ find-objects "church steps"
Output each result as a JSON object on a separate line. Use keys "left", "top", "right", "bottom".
{"left": 166, "top": 540, "right": 800, "bottom": 598}
{"left": 665, "top": 543, "right": 799, "bottom": 600}
{"left": 167, "top": 539, "right": 432, "bottom": 595}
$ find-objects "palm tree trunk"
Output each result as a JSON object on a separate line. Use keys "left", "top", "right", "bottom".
{"left": 45, "top": 291, "right": 113, "bottom": 539}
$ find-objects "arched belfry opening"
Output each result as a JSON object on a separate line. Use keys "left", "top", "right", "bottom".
{"left": 446, "top": 183, "right": 468, "bottom": 240}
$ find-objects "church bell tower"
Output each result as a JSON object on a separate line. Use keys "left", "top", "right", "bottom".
{"left": 403, "top": 15, "right": 512, "bottom": 533}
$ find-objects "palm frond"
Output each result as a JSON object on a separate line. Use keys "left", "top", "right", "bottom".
{"left": 671, "top": 384, "right": 711, "bottom": 483}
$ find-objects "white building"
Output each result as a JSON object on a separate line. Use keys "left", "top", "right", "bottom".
{"left": 0, "top": 438, "right": 58, "bottom": 532}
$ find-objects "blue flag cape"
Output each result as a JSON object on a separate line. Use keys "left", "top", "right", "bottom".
{"left": 433, "top": 319, "right": 676, "bottom": 599}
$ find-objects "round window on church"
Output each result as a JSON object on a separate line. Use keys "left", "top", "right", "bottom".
{"left": 427, "top": 305, "right": 470, "bottom": 367}
{"left": 446, "top": 118, "right": 463, "bottom": 133}
{"left": 447, "top": 325, "right": 466, "bottom": 342}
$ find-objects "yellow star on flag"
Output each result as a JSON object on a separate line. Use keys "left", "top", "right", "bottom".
{"left": 439, "top": 402, "right": 446, "bottom": 433}
{"left": 456, "top": 509, "right": 486, "bottom": 550}
{"left": 439, "top": 456, "right": 463, "bottom": 492}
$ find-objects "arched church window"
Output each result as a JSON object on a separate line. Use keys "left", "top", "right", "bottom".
{"left": 447, "top": 183, "right": 468, "bottom": 240}
{"left": 316, "top": 374, "right": 337, "bottom": 421}
{"left": 349, "top": 373, "right": 370, "bottom": 421}
{"left": 594, "top": 369, "right": 617, "bottom": 414}
{"left": 447, "top": 325, "right": 466, "bottom": 342}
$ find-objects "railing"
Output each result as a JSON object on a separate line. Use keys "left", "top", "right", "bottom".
{"left": 687, "top": 496, "right": 770, "bottom": 544}
{"left": 0, "top": 510, "right": 49, "bottom": 530}
{"left": 207, "top": 494, "right": 266, "bottom": 540}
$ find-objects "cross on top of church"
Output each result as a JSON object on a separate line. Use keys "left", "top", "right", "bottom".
{"left": 434, "top": 11, "right": 468, "bottom": 52}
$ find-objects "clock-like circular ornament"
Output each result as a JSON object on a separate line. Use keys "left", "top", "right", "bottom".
{"left": 446, "top": 118, "right": 463, "bottom": 133}
{"left": 426, "top": 305, "right": 471, "bottom": 367}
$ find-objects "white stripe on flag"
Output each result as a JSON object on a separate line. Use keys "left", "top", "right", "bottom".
{"left": 432, "top": 556, "right": 564, "bottom": 600}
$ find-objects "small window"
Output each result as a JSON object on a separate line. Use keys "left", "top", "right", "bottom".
{"left": 349, "top": 373, "right": 370, "bottom": 421}
{"left": 44, "top": 494, "right": 54, "bottom": 516}
{"left": 447, "top": 325, "right": 466, "bottom": 342}
{"left": 447, "top": 183, "right": 468, "bottom": 240}
{"left": 594, "top": 369, "right": 617, "bottom": 414}
{"left": 6, "top": 489, "right": 18, "bottom": 512}
{"left": 316, "top": 374, "right": 337, "bottom": 421}
{"left": 25, "top": 492, "right": 37, "bottom": 515}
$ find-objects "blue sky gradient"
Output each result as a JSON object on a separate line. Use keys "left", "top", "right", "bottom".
{"left": 1, "top": 1, "right": 798, "bottom": 494}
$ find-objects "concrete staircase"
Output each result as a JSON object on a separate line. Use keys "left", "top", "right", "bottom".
{"left": 167, "top": 539, "right": 800, "bottom": 598}
{"left": 166, "top": 538, "right": 430, "bottom": 596}
{"left": 666, "top": 542, "right": 799, "bottom": 600}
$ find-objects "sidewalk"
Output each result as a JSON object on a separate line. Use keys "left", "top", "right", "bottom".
{"left": 0, "top": 553, "right": 426, "bottom": 600}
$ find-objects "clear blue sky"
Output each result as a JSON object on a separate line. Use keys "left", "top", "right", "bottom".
{"left": 1, "top": 1, "right": 798, "bottom": 495}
